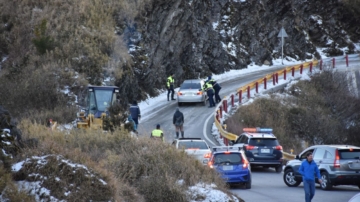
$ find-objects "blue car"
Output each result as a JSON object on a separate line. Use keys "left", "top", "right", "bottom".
{"left": 207, "top": 146, "right": 251, "bottom": 189}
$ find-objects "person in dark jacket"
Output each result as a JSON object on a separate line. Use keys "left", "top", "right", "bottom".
{"left": 173, "top": 107, "right": 184, "bottom": 138}
{"left": 206, "top": 76, "right": 222, "bottom": 103}
{"left": 298, "top": 152, "right": 322, "bottom": 202}
{"left": 129, "top": 100, "right": 141, "bottom": 131}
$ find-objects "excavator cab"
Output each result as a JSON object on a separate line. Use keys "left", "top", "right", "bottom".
{"left": 76, "top": 86, "right": 120, "bottom": 129}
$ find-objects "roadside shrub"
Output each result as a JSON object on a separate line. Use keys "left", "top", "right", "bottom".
{"left": 17, "top": 120, "right": 231, "bottom": 202}
{"left": 226, "top": 96, "right": 301, "bottom": 152}
{"left": 227, "top": 70, "right": 360, "bottom": 153}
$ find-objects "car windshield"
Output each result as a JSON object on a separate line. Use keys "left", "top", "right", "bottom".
{"left": 339, "top": 149, "right": 360, "bottom": 159}
{"left": 180, "top": 82, "right": 201, "bottom": 89}
{"left": 94, "top": 89, "right": 113, "bottom": 111}
{"left": 249, "top": 138, "right": 279, "bottom": 146}
{"left": 178, "top": 141, "right": 208, "bottom": 149}
{"left": 213, "top": 153, "right": 242, "bottom": 164}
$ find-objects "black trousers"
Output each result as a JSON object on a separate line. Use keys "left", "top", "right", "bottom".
{"left": 167, "top": 85, "right": 174, "bottom": 100}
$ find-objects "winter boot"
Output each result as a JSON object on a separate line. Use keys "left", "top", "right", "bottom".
{"left": 176, "top": 132, "right": 179, "bottom": 139}
{"left": 181, "top": 131, "right": 184, "bottom": 138}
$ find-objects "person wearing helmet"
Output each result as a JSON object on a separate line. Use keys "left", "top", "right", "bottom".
{"left": 151, "top": 124, "right": 164, "bottom": 142}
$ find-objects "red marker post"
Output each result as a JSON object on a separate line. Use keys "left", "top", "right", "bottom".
{"left": 239, "top": 90, "right": 242, "bottom": 103}
{"left": 292, "top": 67, "right": 295, "bottom": 77}
{"left": 264, "top": 77, "right": 267, "bottom": 89}
{"left": 332, "top": 58, "right": 335, "bottom": 68}
{"left": 247, "top": 86, "right": 251, "bottom": 98}
{"left": 255, "top": 82, "right": 259, "bottom": 93}
{"left": 346, "top": 55, "right": 349, "bottom": 67}
{"left": 284, "top": 69, "right": 287, "bottom": 80}
{"left": 300, "top": 64, "right": 303, "bottom": 74}
{"left": 310, "top": 62, "right": 313, "bottom": 73}
{"left": 231, "top": 94, "right": 234, "bottom": 107}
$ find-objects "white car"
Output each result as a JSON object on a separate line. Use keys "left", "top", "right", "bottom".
{"left": 177, "top": 79, "right": 207, "bottom": 106}
{"left": 172, "top": 138, "right": 211, "bottom": 164}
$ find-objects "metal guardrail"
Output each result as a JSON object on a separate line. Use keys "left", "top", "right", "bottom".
{"left": 213, "top": 54, "right": 360, "bottom": 160}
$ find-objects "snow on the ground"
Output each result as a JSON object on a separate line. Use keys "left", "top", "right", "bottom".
{"left": 139, "top": 56, "right": 320, "bottom": 121}
{"left": 188, "top": 183, "right": 241, "bottom": 202}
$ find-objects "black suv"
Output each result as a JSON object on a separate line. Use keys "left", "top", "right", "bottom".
{"left": 283, "top": 145, "right": 360, "bottom": 190}
{"left": 232, "top": 128, "right": 283, "bottom": 172}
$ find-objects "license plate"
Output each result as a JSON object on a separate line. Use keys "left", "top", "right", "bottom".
{"left": 351, "top": 163, "right": 360, "bottom": 168}
{"left": 261, "top": 149, "right": 270, "bottom": 153}
{"left": 222, "top": 165, "right": 233, "bottom": 170}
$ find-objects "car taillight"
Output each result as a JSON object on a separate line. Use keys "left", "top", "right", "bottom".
{"left": 204, "top": 153, "right": 211, "bottom": 158}
{"left": 197, "top": 91, "right": 203, "bottom": 95}
{"left": 334, "top": 149, "right": 340, "bottom": 168}
{"left": 208, "top": 161, "right": 214, "bottom": 169}
{"left": 242, "top": 156, "right": 249, "bottom": 168}
{"left": 273, "top": 145, "right": 283, "bottom": 150}
{"left": 245, "top": 145, "right": 258, "bottom": 150}
{"left": 177, "top": 92, "right": 183, "bottom": 96}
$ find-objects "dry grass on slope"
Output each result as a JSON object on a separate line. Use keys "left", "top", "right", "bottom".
{"left": 14, "top": 119, "right": 229, "bottom": 202}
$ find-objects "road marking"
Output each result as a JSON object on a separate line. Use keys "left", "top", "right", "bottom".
{"left": 203, "top": 113, "right": 218, "bottom": 146}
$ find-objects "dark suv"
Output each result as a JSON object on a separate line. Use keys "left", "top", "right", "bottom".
{"left": 232, "top": 128, "right": 283, "bottom": 172}
{"left": 283, "top": 145, "right": 360, "bottom": 190}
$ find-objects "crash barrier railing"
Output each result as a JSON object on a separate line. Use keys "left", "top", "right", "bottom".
{"left": 213, "top": 54, "right": 360, "bottom": 160}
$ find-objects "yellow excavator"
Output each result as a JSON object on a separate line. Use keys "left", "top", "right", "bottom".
{"left": 76, "top": 85, "right": 120, "bottom": 130}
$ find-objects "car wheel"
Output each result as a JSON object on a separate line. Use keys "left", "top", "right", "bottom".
{"left": 202, "top": 97, "right": 206, "bottom": 106}
{"left": 245, "top": 176, "right": 251, "bottom": 189}
{"left": 283, "top": 169, "right": 301, "bottom": 187}
{"left": 275, "top": 165, "right": 283, "bottom": 173}
{"left": 320, "top": 172, "right": 332, "bottom": 190}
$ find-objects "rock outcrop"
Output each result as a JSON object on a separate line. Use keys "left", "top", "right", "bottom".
{"left": 115, "top": 0, "right": 359, "bottom": 102}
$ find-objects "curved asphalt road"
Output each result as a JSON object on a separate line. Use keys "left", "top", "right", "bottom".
{"left": 140, "top": 57, "right": 360, "bottom": 201}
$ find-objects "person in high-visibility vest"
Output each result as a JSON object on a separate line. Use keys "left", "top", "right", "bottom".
{"left": 203, "top": 82, "right": 215, "bottom": 108}
{"left": 150, "top": 124, "right": 164, "bottom": 142}
{"left": 167, "top": 73, "right": 176, "bottom": 101}
{"left": 206, "top": 76, "right": 222, "bottom": 103}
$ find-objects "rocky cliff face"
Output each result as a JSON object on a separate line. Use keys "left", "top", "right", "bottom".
{"left": 116, "top": 0, "right": 359, "bottom": 101}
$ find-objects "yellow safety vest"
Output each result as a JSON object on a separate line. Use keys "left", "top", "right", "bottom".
{"left": 167, "top": 76, "right": 174, "bottom": 88}
{"left": 203, "top": 82, "right": 213, "bottom": 91}
{"left": 151, "top": 129, "right": 164, "bottom": 141}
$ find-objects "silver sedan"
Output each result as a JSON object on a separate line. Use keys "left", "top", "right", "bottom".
{"left": 177, "top": 79, "right": 207, "bottom": 106}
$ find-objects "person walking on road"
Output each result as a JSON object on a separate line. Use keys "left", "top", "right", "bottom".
{"left": 129, "top": 100, "right": 141, "bottom": 132}
{"left": 150, "top": 124, "right": 164, "bottom": 142}
{"left": 206, "top": 76, "right": 222, "bottom": 103}
{"left": 203, "top": 82, "right": 215, "bottom": 108}
{"left": 167, "top": 73, "right": 176, "bottom": 101}
{"left": 298, "top": 152, "right": 322, "bottom": 202}
{"left": 173, "top": 107, "right": 184, "bottom": 138}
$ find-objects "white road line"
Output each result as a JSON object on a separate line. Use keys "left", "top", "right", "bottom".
{"left": 203, "top": 112, "right": 217, "bottom": 146}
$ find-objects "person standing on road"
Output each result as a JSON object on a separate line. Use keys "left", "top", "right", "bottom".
{"left": 167, "top": 73, "right": 176, "bottom": 101}
{"left": 129, "top": 100, "right": 141, "bottom": 132}
{"left": 150, "top": 124, "right": 164, "bottom": 142}
{"left": 206, "top": 76, "right": 222, "bottom": 103}
{"left": 298, "top": 152, "right": 322, "bottom": 202}
{"left": 173, "top": 107, "right": 184, "bottom": 138}
{"left": 203, "top": 82, "right": 215, "bottom": 108}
